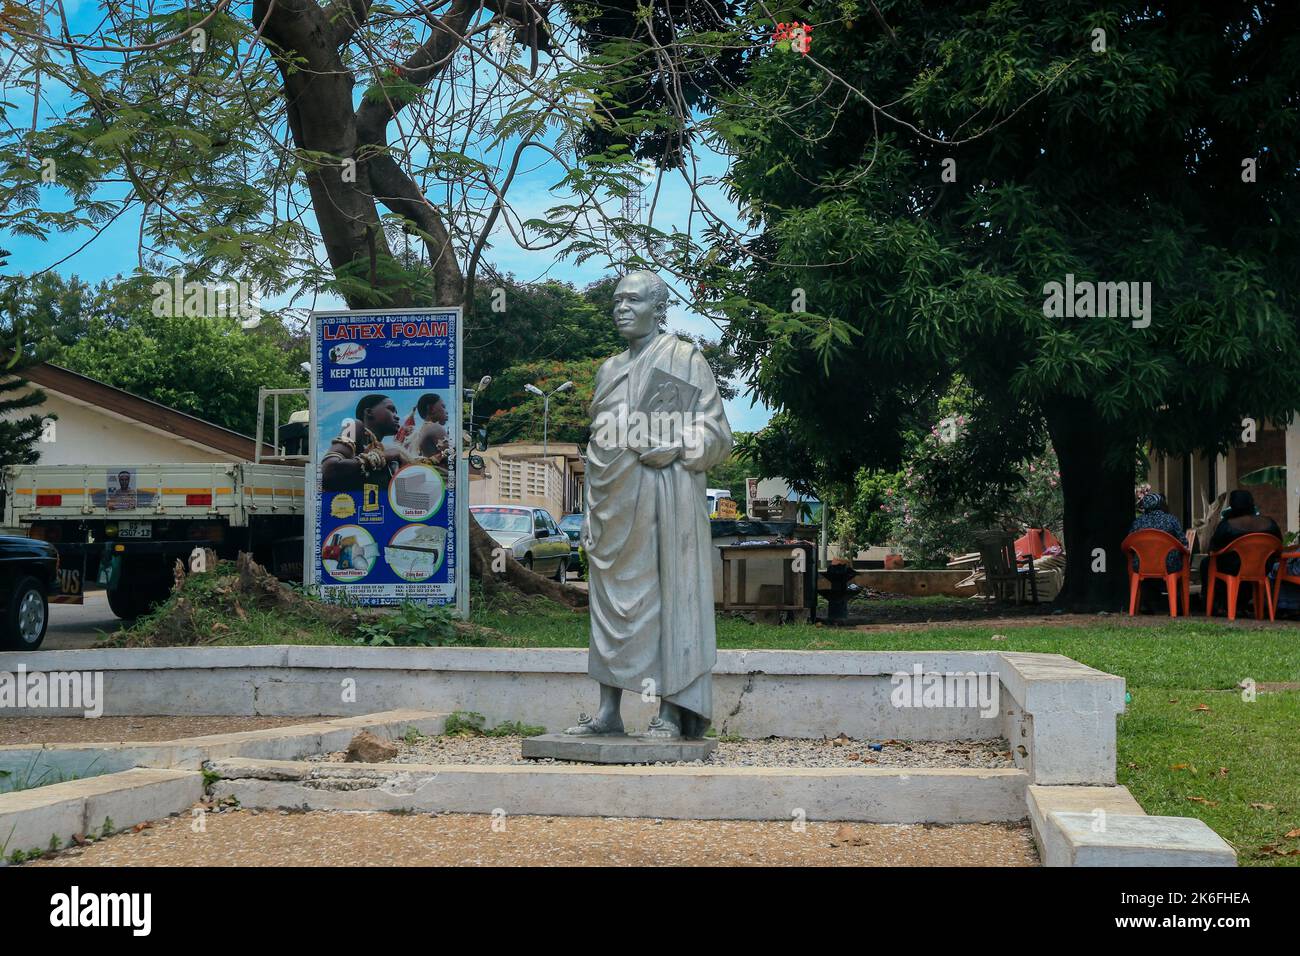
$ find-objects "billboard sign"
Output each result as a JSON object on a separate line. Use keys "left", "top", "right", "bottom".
{"left": 305, "top": 307, "right": 467, "bottom": 616}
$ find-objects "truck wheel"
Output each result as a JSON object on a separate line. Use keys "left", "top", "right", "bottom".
{"left": 2, "top": 576, "right": 48, "bottom": 650}
{"left": 107, "top": 586, "right": 140, "bottom": 620}
{"left": 108, "top": 560, "right": 173, "bottom": 620}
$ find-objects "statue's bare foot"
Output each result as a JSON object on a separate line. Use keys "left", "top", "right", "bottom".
{"left": 636, "top": 715, "right": 682, "bottom": 740}
{"left": 563, "top": 711, "right": 624, "bottom": 736}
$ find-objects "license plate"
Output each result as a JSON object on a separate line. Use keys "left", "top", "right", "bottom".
{"left": 118, "top": 522, "right": 153, "bottom": 539}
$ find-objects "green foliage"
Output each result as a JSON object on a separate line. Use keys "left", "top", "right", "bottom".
{"left": 442, "top": 711, "right": 488, "bottom": 736}
{"left": 441, "top": 711, "right": 544, "bottom": 737}
{"left": 52, "top": 282, "right": 306, "bottom": 436}
{"left": 0, "top": 251, "right": 47, "bottom": 466}
{"left": 401, "top": 727, "right": 426, "bottom": 745}
{"left": 487, "top": 720, "right": 547, "bottom": 738}
{"left": 833, "top": 468, "right": 900, "bottom": 553}
{"left": 0, "top": 752, "right": 91, "bottom": 795}
{"left": 353, "top": 602, "right": 468, "bottom": 647}
{"left": 467, "top": 276, "right": 623, "bottom": 387}
{"left": 465, "top": 276, "right": 739, "bottom": 449}
{"left": 483, "top": 358, "right": 601, "bottom": 447}
{"left": 705, "top": 435, "right": 754, "bottom": 495}
{"left": 706, "top": 1, "right": 1300, "bottom": 603}
{"left": 0, "top": 365, "right": 45, "bottom": 467}
{"left": 1239, "top": 466, "right": 1287, "bottom": 490}
{"left": 881, "top": 428, "right": 1063, "bottom": 566}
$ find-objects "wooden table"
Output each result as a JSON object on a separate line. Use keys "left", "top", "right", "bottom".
{"left": 719, "top": 543, "right": 815, "bottom": 623}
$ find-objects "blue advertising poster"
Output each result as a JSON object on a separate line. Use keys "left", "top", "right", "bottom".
{"left": 306, "top": 307, "right": 466, "bottom": 614}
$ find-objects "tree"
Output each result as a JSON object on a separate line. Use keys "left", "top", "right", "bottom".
{"left": 468, "top": 275, "right": 740, "bottom": 445}
{"left": 483, "top": 356, "right": 599, "bottom": 445}
{"left": 1, "top": 1, "right": 740, "bottom": 602}
{"left": 466, "top": 276, "right": 622, "bottom": 385}
{"left": 704, "top": 434, "right": 752, "bottom": 495}
{"left": 58, "top": 307, "right": 309, "bottom": 437}
{"left": 0, "top": 252, "right": 47, "bottom": 468}
{"left": 706, "top": 0, "right": 1300, "bottom": 607}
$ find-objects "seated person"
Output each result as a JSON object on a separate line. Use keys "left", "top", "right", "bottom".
{"left": 1198, "top": 491, "right": 1282, "bottom": 610}
{"left": 1128, "top": 492, "right": 1185, "bottom": 573}
{"left": 1270, "top": 552, "right": 1300, "bottom": 614}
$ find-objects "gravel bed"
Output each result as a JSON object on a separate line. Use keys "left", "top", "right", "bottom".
{"left": 309, "top": 734, "right": 1013, "bottom": 769}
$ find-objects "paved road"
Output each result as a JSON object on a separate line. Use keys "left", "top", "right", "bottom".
{"left": 42, "top": 589, "right": 126, "bottom": 651}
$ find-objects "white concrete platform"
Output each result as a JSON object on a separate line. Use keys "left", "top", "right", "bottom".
{"left": 0, "top": 646, "right": 1126, "bottom": 785}
{"left": 209, "top": 757, "right": 1031, "bottom": 823}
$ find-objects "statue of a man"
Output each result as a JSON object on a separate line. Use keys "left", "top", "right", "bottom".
{"left": 565, "top": 271, "right": 733, "bottom": 740}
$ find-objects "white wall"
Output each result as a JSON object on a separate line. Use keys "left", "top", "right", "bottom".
{"left": 470, "top": 448, "right": 568, "bottom": 516}
{"left": 5, "top": 386, "right": 231, "bottom": 465}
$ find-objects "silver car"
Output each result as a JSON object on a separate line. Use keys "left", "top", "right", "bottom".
{"left": 470, "top": 505, "right": 571, "bottom": 580}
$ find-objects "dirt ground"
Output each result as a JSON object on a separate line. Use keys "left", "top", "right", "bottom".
{"left": 26, "top": 810, "right": 1039, "bottom": 867}
{"left": 0, "top": 716, "right": 322, "bottom": 747}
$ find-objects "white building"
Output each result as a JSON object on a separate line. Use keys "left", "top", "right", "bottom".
{"left": 469, "top": 440, "right": 585, "bottom": 518}
{"left": 1, "top": 359, "right": 273, "bottom": 529}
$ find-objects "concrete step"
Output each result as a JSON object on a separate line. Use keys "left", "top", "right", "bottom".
{"left": 210, "top": 757, "right": 1031, "bottom": 824}
{"left": 0, "top": 768, "right": 202, "bottom": 861}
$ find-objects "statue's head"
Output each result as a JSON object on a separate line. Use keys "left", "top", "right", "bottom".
{"left": 612, "top": 271, "right": 668, "bottom": 341}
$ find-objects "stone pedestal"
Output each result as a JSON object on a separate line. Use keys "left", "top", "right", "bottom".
{"left": 521, "top": 734, "right": 717, "bottom": 765}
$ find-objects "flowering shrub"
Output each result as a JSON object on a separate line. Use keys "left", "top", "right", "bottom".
{"left": 878, "top": 423, "right": 1064, "bottom": 567}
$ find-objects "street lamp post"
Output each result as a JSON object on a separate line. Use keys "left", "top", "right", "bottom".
{"left": 463, "top": 376, "right": 492, "bottom": 452}
{"left": 525, "top": 380, "right": 574, "bottom": 460}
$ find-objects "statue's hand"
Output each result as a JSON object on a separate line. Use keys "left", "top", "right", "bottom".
{"left": 638, "top": 445, "right": 681, "bottom": 468}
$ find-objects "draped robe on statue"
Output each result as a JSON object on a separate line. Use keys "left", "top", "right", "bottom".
{"left": 583, "top": 332, "right": 733, "bottom": 736}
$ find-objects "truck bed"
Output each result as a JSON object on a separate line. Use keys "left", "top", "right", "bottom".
{"left": 2, "top": 462, "right": 306, "bottom": 528}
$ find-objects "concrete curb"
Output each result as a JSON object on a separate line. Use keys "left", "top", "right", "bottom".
{"left": 1027, "top": 785, "right": 1236, "bottom": 867}
{"left": 0, "top": 710, "right": 446, "bottom": 793}
{"left": 998, "top": 653, "right": 1125, "bottom": 785}
{"left": 209, "top": 757, "right": 1031, "bottom": 824}
{"left": 0, "top": 768, "right": 202, "bottom": 860}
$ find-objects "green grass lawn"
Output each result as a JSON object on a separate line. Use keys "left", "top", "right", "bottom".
{"left": 116, "top": 575, "right": 1300, "bottom": 865}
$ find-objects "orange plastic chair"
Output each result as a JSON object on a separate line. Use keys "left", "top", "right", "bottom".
{"left": 1121, "top": 530, "right": 1191, "bottom": 617}
{"left": 1205, "top": 533, "right": 1283, "bottom": 621}
{"left": 1271, "top": 551, "right": 1300, "bottom": 619}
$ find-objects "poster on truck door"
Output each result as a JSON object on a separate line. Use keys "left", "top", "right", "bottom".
{"left": 305, "top": 307, "right": 467, "bottom": 616}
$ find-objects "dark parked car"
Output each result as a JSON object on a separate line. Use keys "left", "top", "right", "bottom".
{"left": 1, "top": 535, "right": 58, "bottom": 650}
{"left": 558, "top": 513, "right": 583, "bottom": 575}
